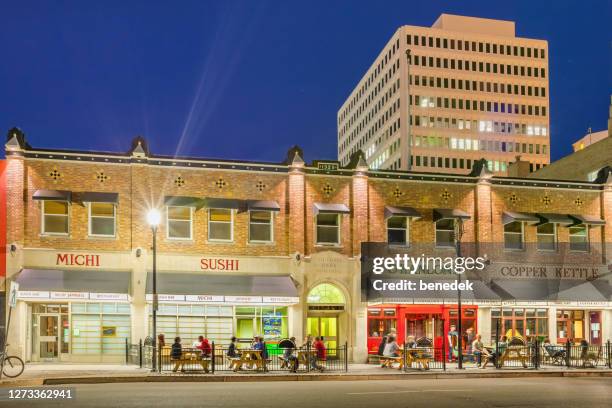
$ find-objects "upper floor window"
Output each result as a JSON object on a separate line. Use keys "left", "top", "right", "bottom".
{"left": 249, "top": 211, "right": 273, "bottom": 243}
{"left": 569, "top": 225, "right": 588, "bottom": 252}
{"left": 208, "top": 209, "right": 233, "bottom": 242}
{"left": 503, "top": 221, "right": 524, "bottom": 250}
{"left": 88, "top": 203, "right": 116, "bottom": 237}
{"left": 536, "top": 223, "right": 556, "bottom": 251}
{"left": 167, "top": 206, "right": 193, "bottom": 240}
{"left": 42, "top": 200, "right": 69, "bottom": 235}
{"left": 387, "top": 216, "right": 409, "bottom": 245}
{"left": 435, "top": 219, "right": 455, "bottom": 248}
{"left": 316, "top": 214, "right": 340, "bottom": 245}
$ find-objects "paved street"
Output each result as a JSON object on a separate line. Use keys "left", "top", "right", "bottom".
{"left": 1, "top": 377, "right": 610, "bottom": 408}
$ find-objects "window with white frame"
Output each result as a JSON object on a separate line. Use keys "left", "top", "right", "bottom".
{"left": 387, "top": 216, "right": 409, "bottom": 245}
{"left": 42, "top": 200, "right": 69, "bottom": 234}
{"left": 316, "top": 213, "right": 340, "bottom": 245}
{"left": 249, "top": 211, "right": 273, "bottom": 243}
{"left": 208, "top": 208, "right": 233, "bottom": 241}
{"left": 88, "top": 202, "right": 116, "bottom": 237}
{"left": 503, "top": 221, "right": 524, "bottom": 250}
{"left": 536, "top": 223, "right": 557, "bottom": 251}
{"left": 166, "top": 206, "right": 193, "bottom": 240}
{"left": 569, "top": 225, "right": 588, "bottom": 252}
{"left": 435, "top": 219, "right": 455, "bottom": 247}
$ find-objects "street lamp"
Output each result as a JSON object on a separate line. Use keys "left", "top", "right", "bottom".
{"left": 454, "top": 218, "right": 465, "bottom": 369}
{"left": 147, "top": 208, "right": 161, "bottom": 372}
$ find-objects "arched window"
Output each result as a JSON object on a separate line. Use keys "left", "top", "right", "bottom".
{"left": 307, "top": 283, "right": 345, "bottom": 304}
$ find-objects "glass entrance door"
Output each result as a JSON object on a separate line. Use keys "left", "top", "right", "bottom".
{"left": 38, "top": 314, "right": 60, "bottom": 360}
{"left": 307, "top": 316, "right": 338, "bottom": 350}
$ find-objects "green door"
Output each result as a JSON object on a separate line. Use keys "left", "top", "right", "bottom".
{"left": 306, "top": 316, "right": 338, "bottom": 351}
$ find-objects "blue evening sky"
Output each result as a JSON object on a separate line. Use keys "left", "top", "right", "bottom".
{"left": 1, "top": 0, "right": 610, "bottom": 163}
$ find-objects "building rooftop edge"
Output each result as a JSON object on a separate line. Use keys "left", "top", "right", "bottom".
{"left": 4, "top": 139, "right": 606, "bottom": 190}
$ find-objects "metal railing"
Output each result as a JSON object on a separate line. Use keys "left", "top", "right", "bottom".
{"left": 129, "top": 339, "right": 612, "bottom": 373}
{"left": 401, "top": 344, "right": 445, "bottom": 371}
{"left": 133, "top": 342, "right": 348, "bottom": 373}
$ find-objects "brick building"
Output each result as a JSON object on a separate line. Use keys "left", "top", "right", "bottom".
{"left": 3, "top": 128, "right": 612, "bottom": 363}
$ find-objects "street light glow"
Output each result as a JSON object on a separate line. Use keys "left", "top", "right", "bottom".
{"left": 147, "top": 208, "right": 161, "bottom": 227}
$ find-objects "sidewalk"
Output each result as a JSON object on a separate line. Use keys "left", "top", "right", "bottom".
{"left": 1, "top": 363, "right": 610, "bottom": 387}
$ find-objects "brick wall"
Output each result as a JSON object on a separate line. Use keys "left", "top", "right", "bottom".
{"left": 4, "top": 148, "right": 609, "bottom": 265}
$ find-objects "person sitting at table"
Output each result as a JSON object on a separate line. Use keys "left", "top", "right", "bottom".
{"left": 472, "top": 334, "right": 485, "bottom": 366}
{"left": 253, "top": 336, "right": 268, "bottom": 360}
{"left": 303, "top": 334, "right": 313, "bottom": 349}
{"left": 377, "top": 336, "right": 388, "bottom": 358}
{"left": 196, "top": 336, "right": 211, "bottom": 358}
{"left": 405, "top": 336, "right": 417, "bottom": 349}
{"left": 482, "top": 336, "right": 507, "bottom": 368}
{"left": 383, "top": 336, "right": 400, "bottom": 358}
{"left": 227, "top": 336, "right": 239, "bottom": 358}
{"left": 171, "top": 336, "right": 183, "bottom": 372}
{"left": 283, "top": 337, "right": 299, "bottom": 373}
{"left": 311, "top": 336, "right": 326, "bottom": 371}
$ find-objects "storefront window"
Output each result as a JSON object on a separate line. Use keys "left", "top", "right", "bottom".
{"left": 150, "top": 305, "right": 287, "bottom": 345}
{"left": 208, "top": 209, "right": 233, "bottom": 241}
{"left": 249, "top": 211, "right": 273, "bottom": 243}
{"left": 556, "top": 310, "right": 585, "bottom": 342}
{"left": 491, "top": 308, "right": 547, "bottom": 341}
{"left": 71, "top": 302, "right": 131, "bottom": 356}
{"left": 89, "top": 202, "right": 116, "bottom": 237}
{"left": 42, "top": 200, "right": 69, "bottom": 234}
{"left": 368, "top": 318, "right": 396, "bottom": 337}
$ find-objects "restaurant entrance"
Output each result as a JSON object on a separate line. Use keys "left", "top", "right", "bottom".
{"left": 31, "top": 304, "right": 70, "bottom": 362}
{"left": 405, "top": 313, "right": 444, "bottom": 340}
{"left": 307, "top": 316, "right": 338, "bottom": 350}
{"left": 367, "top": 304, "right": 478, "bottom": 354}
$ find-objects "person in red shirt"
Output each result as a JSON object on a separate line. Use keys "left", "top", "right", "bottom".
{"left": 196, "top": 336, "right": 212, "bottom": 358}
{"left": 311, "top": 336, "right": 326, "bottom": 371}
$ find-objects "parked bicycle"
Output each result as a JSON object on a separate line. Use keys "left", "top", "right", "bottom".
{"left": 1, "top": 345, "right": 25, "bottom": 378}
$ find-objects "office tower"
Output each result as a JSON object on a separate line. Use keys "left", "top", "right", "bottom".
{"left": 337, "top": 14, "right": 550, "bottom": 174}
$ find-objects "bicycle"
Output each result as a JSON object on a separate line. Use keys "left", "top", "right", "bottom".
{"left": 0, "top": 345, "right": 25, "bottom": 378}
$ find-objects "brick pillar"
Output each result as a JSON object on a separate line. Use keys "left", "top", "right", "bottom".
{"left": 4, "top": 129, "right": 27, "bottom": 358}
{"left": 600, "top": 168, "right": 612, "bottom": 265}
{"left": 288, "top": 151, "right": 305, "bottom": 256}
{"left": 351, "top": 169, "right": 369, "bottom": 257}
{"left": 473, "top": 162, "right": 494, "bottom": 256}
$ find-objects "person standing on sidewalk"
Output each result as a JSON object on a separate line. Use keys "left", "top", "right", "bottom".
{"left": 447, "top": 325, "right": 458, "bottom": 362}
{"left": 311, "top": 336, "right": 326, "bottom": 371}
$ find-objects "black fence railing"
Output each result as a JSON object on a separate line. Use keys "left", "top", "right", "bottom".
{"left": 136, "top": 342, "right": 349, "bottom": 373}
{"left": 130, "top": 339, "right": 612, "bottom": 373}
{"left": 401, "top": 344, "right": 445, "bottom": 371}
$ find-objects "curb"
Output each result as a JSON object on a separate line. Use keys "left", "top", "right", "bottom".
{"left": 33, "top": 370, "right": 612, "bottom": 386}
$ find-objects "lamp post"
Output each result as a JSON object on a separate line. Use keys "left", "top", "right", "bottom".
{"left": 454, "top": 218, "right": 465, "bottom": 369}
{"left": 147, "top": 208, "right": 161, "bottom": 372}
